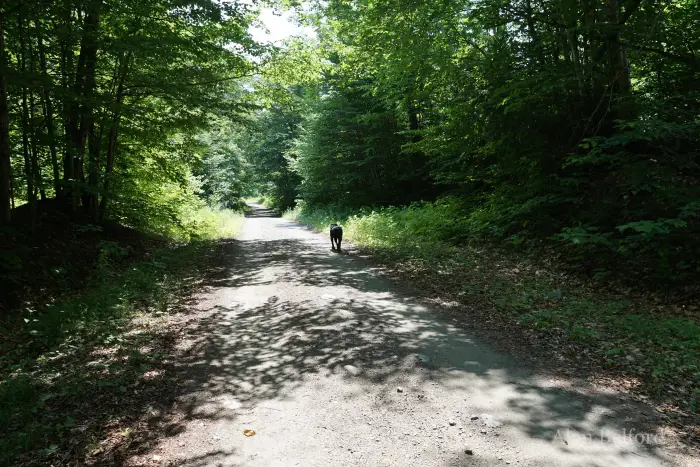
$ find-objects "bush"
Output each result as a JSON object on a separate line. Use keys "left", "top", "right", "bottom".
{"left": 180, "top": 206, "right": 245, "bottom": 241}
{"left": 284, "top": 198, "right": 466, "bottom": 259}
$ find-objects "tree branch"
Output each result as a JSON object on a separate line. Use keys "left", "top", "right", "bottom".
{"left": 616, "top": 40, "right": 699, "bottom": 68}
{"left": 126, "top": 72, "right": 255, "bottom": 89}
{"left": 0, "top": 0, "right": 39, "bottom": 19}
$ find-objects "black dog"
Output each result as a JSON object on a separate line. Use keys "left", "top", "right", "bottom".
{"left": 330, "top": 224, "right": 343, "bottom": 251}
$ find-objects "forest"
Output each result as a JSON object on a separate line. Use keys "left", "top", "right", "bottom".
{"left": 0, "top": 0, "right": 698, "bottom": 464}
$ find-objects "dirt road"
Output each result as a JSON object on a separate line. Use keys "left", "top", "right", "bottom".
{"left": 140, "top": 204, "right": 690, "bottom": 467}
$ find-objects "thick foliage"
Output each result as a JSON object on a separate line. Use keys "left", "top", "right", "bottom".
{"left": 0, "top": 0, "right": 262, "bottom": 308}
{"left": 267, "top": 0, "right": 700, "bottom": 286}
{"left": 0, "top": 0, "right": 258, "bottom": 231}
{"left": 291, "top": 77, "right": 433, "bottom": 207}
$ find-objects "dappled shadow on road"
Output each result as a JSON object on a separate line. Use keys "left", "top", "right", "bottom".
{"left": 199, "top": 239, "right": 388, "bottom": 292}
{"left": 129, "top": 225, "right": 675, "bottom": 466}
{"left": 165, "top": 449, "right": 238, "bottom": 467}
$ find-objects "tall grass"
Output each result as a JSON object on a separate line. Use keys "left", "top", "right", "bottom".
{"left": 182, "top": 206, "right": 245, "bottom": 241}
{"left": 284, "top": 199, "right": 466, "bottom": 258}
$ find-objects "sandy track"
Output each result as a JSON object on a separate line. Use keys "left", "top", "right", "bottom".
{"left": 137, "top": 204, "right": 691, "bottom": 467}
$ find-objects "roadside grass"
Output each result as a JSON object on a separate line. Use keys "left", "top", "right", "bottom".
{"left": 0, "top": 210, "right": 243, "bottom": 465}
{"left": 183, "top": 206, "right": 245, "bottom": 240}
{"left": 284, "top": 202, "right": 700, "bottom": 421}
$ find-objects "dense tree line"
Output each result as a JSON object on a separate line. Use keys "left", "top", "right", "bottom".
{"left": 2, "top": 0, "right": 698, "bottom": 286}
{"left": 250, "top": 0, "right": 700, "bottom": 285}
{"left": 0, "top": 0, "right": 258, "bottom": 228}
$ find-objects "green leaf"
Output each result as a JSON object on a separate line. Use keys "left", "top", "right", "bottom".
{"left": 40, "top": 444, "right": 59, "bottom": 456}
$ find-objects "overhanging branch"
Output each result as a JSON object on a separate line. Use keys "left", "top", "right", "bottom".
{"left": 616, "top": 40, "right": 699, "bottom": 68}
{"left": 125, "top": 72, "right": 256, "bottom": 90}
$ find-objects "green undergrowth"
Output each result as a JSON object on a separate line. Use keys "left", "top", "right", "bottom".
{"left": 285, "top": 201, "right": 700, "bottom": 416}
{"left": 0, "top": 210, "right": 243, "bottom": 465}
{"left": 182, "top": 206, "right": 245, "bottom": 241}
{"left": 127, "top": 202, "right": 246, "bottom": 243}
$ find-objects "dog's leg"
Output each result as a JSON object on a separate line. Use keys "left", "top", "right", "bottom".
{"left": 337, "top": 238, "right": 342, "bottom": 251}
{"left": 330, "top": 234, "right": 335, "bottom": 250}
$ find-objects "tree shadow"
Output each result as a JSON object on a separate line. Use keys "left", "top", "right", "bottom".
{"left": 127, "top": 215, "right": 683, "bottom": 466}
{"left": 243, "top": 204, "right": 279, "bottom": 218}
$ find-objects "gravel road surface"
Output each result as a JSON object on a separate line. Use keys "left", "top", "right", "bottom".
{"left": 139, "top": 204, "right": 692, "bottom": 467}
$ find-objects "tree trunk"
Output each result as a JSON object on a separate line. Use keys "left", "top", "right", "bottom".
{"left": 87, "top": 119, "right": 104, "bottom": 221}
{"left": 30, "top": 89, "right": 46, "bottom": 201}
{"left": 604, "top": 0, "right": 631, "bottom": 95}
{"left": 0, "top": 16, "right": 11, "bottom": 224}
{"left": 60, "top": 6, "right": 77, "bottom": 211}
{"left": 28, "top": 33, "right": 45, "bottom": 202}
{"left": 74, "top": 0, "right": 102, "bottom": 213}
{"left": 583, "top": 0, "right": 596, "bottom": 92}
{"left": 592, "top": 0, "right": 641, "bottom": 91}
{"left": 19, "top": 13, "right": 37, "bottom": 225}
{"left": 565, "top": 20, "right": 584, "bottom": 94}
{"left": 99, "top": 115, "right": 118, "bottom": 222}
{"left": 99, "top": 53, "right": 130, "bottom": 222}
{"left": 37, "top": 15, "right": 61, "bottom": 196}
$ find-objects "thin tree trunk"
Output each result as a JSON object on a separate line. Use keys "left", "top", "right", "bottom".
{"left": 9, "top": 168, "right": 14, "bottom": 210}
{"left": 99, "top": 115, "right": 117, "bottom": 222}
{"left": 565, "top": 22, "right": 584, "bottom": 94}
{"left": 99, "top": 52, "right": 130, "bottom": 222}
{"left": 582, "top": 0, "right": 594, "bottom": 68}
{"left": 28, "top": 32, "right": 46, "bottom": 202}
{"left": 30, "top": 90, "right": 46, "bottom": 201}
{"left": 38, "top": 15, "right": 60, "bottom": 195}
{"left": 19, "top": 13, "right": 37, "bottom": 225}
{"left": 60, "top": 7, "right": 77, "bottom": 211}
{"left": 0, "top": 16, "right": 11, "bottom": 224}
{"left": 69, "top": 20, "right": 89, "bottom": 213}
{"left": 88, "top": 118, "right": 104, "bottom": 221}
